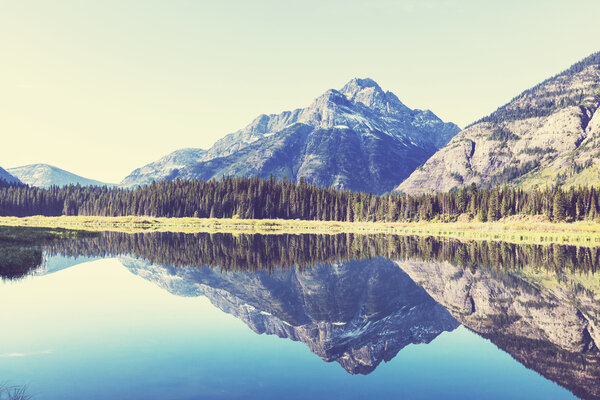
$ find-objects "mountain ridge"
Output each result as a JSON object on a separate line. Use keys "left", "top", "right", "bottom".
{"left": 0, "top": 166, "right": 21, "bottom": 185}
{"left": 8, "top": 164, "right": 110, "bottom": 188}
{"left": 121, "top": 78, "right": 460, "bottom": 193}
{"left": 120, "top": 149, "right": 206, "bottom": 188}
{"left": 397, "top": 51, "right": 600, "bottom": 194}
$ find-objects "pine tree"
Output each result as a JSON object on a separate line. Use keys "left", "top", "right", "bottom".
{"left": 469, "top": 194, "right": 477, "bottom": 217}
{"left": 589, "top": 195, "right": 598, "bottom": 221}
{"left": 346, "top": 197, "right": 354, "bottom": 222}
{"left": 387, "top": 196, "right": 398, "bottom": 222}
{"left": 500, "top": 191, "right": 512, "bottom": 217}
{"left": 553, "top": 191, "right": 566, "bottom": 222}
{"left": 487, "top": 192, "right": 500, "bottom": 221}
{"left": 575, "top": 195, "right": 584, "bottom": 220}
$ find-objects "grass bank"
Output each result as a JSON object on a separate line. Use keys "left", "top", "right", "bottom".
{"left": 3, "top": 215, "right": 600, "bottom": 247}
{"left": 0, "top": 224, "right": 98, "bottom": 245}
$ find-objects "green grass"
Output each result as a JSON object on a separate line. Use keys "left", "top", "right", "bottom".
{"left": 0, "top": 225, "right": 98, "bottom": 245}
{"left": 518, "top": 164, "right": 600, "bottom": 191}
{"left": 4, "top": 215, "right": 600, "bottom": 246}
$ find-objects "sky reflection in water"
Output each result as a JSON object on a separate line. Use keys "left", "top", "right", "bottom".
{"left": 0, "top": 233, "right": 595, "bottom": 400}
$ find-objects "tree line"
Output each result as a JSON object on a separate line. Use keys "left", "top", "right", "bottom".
{"left": 0, "top": 176, "right": 599, "bottom": 223}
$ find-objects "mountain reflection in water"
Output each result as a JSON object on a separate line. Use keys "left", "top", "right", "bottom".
{"left": 4, "top": 232, "right": 599, "bottom": 399}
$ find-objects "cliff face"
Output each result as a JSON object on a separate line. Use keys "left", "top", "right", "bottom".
{"left": 397, "top": 52, "right": 600, "bottom": 193}
{"left": 396, "top": 259, "right": 600, "bottom": 400}
{"left": 122, "top": 256, "right": 459, "bottom": 374}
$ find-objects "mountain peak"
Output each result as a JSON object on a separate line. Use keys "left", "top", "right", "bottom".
{"left": 342, "top": 77, "right": 382, "bottom": 91}
{"left": 340, "top": 78, "right": 409, "bottom": 114}
{"left": 24, "top": 163, "right": 53, "bottom": 171}
{"left": 340, "top": 78, "right": 383, "bottom": 102}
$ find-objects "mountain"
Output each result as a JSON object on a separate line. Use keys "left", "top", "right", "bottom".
{"left": 0, "top": 166, "right": 21, "bottom": 186}
{"left": 121, "top": 78, "right": 460, "bottom": 193}
{"left": 397, "top": 51, "right": 600, "bottom": 194}
{"left": 7, "top": 164, "right": 109, "bottom": 188}
{"left": 120, "top": 148, "right": 206, "bottom": 188}
{"left": 121, "top": 256, "right": 459, "bottom": 374}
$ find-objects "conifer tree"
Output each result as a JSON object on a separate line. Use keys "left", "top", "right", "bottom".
{"left": 553, "top": 191, "right": 566, "bottom": 222}
{"left": 487, "top": 192, "right": 500, "bottom": 221}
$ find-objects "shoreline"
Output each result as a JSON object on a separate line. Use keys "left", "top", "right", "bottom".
{"left": 2, "top": 215, "right": 600, "bottom": 247}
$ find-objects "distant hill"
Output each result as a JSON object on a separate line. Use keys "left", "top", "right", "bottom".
{"left": 397, "top": 51, "right": 600, "bottom": 194}
{"left": 122, "top": 78, "right": 460, "bottom": 193}
{"left": 0, "top": 166, "right": 21, "bottom": 186}
{"left": 8, "top": 164, "right": 110, "bottom": 188}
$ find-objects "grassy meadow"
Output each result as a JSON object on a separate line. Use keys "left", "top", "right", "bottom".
{"left": 0, "top": 224, "right": 97, "bottom": 244}
{"left": 2, "top": 215, "right": 600, "bottom": 247}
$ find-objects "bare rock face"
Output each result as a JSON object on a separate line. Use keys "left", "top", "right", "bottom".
{"left": 397, "top": 259, "right": 600, "bottom": 400}
{"left": 121, "top": 78, "right": 460, "bottom": 193}
{"left": 121, "top": 256, "right": 459, "bottom": 375}
{"left": 397, "top": 52, "right": 600, "bottom": 194}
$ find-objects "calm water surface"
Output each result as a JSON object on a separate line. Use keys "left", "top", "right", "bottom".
{"left": 0, "top": 233, "right": 598, "bottom": 399}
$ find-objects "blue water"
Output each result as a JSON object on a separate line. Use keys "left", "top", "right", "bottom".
{"left": 0, "top": 257, "right": 578, "bottom": 400}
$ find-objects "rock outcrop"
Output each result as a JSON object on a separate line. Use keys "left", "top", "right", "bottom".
{"left": 397, "top": 51, "right": 600, "bottom": 193}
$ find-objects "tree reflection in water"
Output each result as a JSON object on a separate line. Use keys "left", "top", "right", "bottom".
{"left": 11, "top": 232, "right": 600, "bottom": 399}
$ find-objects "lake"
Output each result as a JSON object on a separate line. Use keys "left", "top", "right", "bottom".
{"left": 0, "top": 232, "right": 598, "bottom": 399}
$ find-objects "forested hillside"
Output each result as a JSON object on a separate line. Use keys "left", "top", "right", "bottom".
{"left": 0, "top": 166, "right": 21, "bottom": 186}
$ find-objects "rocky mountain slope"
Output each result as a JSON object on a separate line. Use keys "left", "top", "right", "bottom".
{"left": 397, "top": 51, "right": 600, "bottom": 194}
{"left": 0, "top": 166, "right": 20, "bottom": 185}
{"left": 122, "top": 78, "right": 459, "bottom": 193}
{"left": 120, "top": 148, "right": 206, "bottom": 188}
{"left": 8, "top": 164, "right": 109, "bottom": 188}
{"left": 121, "top": 256, "right": 459, "bottom": 374}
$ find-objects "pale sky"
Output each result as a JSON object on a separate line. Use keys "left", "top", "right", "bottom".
{"left": 2, "top": 0, "right": 599, "bottom": 183}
